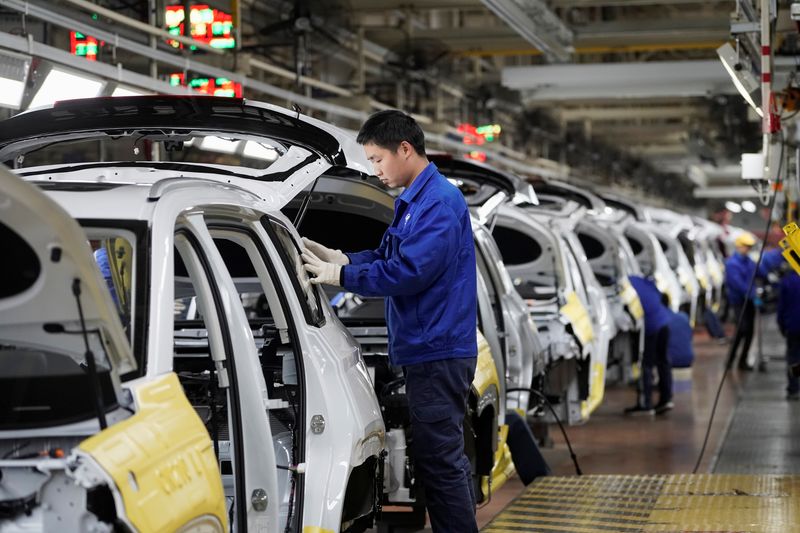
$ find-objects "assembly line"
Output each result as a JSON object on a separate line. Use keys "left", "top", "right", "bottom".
{"left": 3, "top": 1, "right": 800, "bottom": 532}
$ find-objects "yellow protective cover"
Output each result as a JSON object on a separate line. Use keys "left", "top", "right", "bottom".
{"left": 559, "top": 291, "right": 595, "bottom": 347}
{"left": 79, "top": 373, "right": 227, "bottom": 532}
{"left": 619, "top": 279, "right": 644, "bottom": 321}
{"left": 474, "top": 331, "right": 514, "bottom": 499}
{"left": 580, "top": 360, "right": 607, "bottom": 419}
{"left": 781, "top": 222, "right": 800, "bottom": 275}
{"left": 473, "top": 330, "right": 497, "bottom": 398}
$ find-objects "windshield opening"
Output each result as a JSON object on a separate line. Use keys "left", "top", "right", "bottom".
{"left": 6, "top": 131, "right": 287, "bottom": 174}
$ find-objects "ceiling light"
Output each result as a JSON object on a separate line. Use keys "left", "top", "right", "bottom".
{"left": 741, "top": 200, "right": 757, "bottom": 213}
{"left": 725, "top": 201, "right": 742, "bottom": 213}
{"left": 0, "top": 51, "right": 30, "bottom": 110}
{"left": 716, "top": 43, "right": 762, "bottom": 117}
{"left": 29, "top": 68, "right": 104, "bottom": 109}
{"left": 112, "top": 86, "right": 150, "bottom": 97}
{"left": 199, "top": 136, "right": 239, "bottom": 154}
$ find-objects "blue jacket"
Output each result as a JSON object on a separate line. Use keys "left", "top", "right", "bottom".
{"left": 341, "top": 162, "right": 478, "bottom": 366}
{"left": 778, "top": 272, "right": 800, "bottom": 335}
{"left": 628, "top": 275, "right": 672, "bottom": 336}
{"left": 725, "top": 252, "right": 757, "bottom": 308}
{"left": 758, "top": 248, "right": 784, "bottom": 278}
{"left": 667, "top": 311, "right": 694, "bottom": 367}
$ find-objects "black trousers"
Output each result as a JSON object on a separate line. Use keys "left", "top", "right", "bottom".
{"left": 404, "top": 357, "right": 478, "bottom": 533}
{"left": 729, "top": 301, "right": 755, "bottom": 368}
{"left": 638, "top": 325, "right": 672, "bottom": 409}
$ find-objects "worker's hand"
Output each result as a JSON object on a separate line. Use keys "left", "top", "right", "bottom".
{"left": 302, "top": 237, "right": 349, "bottom": 266}
{"left": 301, "top": 249, "right": 342, "bottom": 286}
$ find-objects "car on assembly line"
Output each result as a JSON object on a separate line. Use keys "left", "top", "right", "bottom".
{"left": 0, "top": 96, "right": 387, "bottom": 533}
{"left": 282, "top": 169, "right": 524, "bottom": 521}
{"left": 432, "top": 161, "right": 600, "bottom": 426}
{"left": 526, "top": 179, "right": 644, "bottom": 386}
{"left": 0, "top": 166, "right": 231, "bottom": 533}
{"left": 600, "top": 194, "right": 684, "bottom": 314}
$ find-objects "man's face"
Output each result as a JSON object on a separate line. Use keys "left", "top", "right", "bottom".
{"left": 363, "top": 142, "right": 412, "bottom": 189}
{"left": 736, "top": 244, "right": 752, "bottom": 255}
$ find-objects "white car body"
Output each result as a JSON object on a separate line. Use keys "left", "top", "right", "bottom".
{"left": 0, "top": 96, "right": 386, "bottom": 532}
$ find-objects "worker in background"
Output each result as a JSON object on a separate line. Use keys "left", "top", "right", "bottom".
{"left": 627, "top": 274, "right": 674, "bottom": 415}
{"left": 301, "top": 110, "right": 479, "bottom": 532}
{"left": 777, "top": 264, "right": 800, "bottom": 400}
{"left": 725, "top": 233, "right": 759, "bottom": 371}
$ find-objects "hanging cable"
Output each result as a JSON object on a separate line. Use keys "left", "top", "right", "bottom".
{"left": 507, "top": 387, "right": 582, "bottom": 476}
{"left": 692, "top": 133, "right": 784, "bottom": 474}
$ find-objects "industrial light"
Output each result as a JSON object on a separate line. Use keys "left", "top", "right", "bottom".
{"left": 741, "top": 200, "right": 757, "bottom": 213}
{"left": 716, "top": 43, "right": 762, "bottom": 117}
{"left": 29, "top": 68, "right": 104, "bottom": 109}
{"left": 725, "top": 201, "right": 742, "bottom": 213}
{"left": 0, "top": 50, "right": 30, "bottom": 110}
{"left": 112, "top": 86, "right": 150, "bottom": 97}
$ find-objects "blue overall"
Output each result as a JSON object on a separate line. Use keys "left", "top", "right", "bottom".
{"left": 725, "top": 252, "right": 758, "bottom": 368}
{"left": 342, "top": 162, "right": 478, "bottom": 532}
{"left": 629, "top": 275, "right": 673, "bottom": 408}
{"left": 777, "top": 272, "right": 800, "bottom": 395}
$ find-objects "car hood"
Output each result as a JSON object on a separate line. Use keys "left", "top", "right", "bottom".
{"left": 1, "top": 96, "right": 371, "bottom": 209}
{"left": 0, "top": 164, "right": 135, "bottom": 374}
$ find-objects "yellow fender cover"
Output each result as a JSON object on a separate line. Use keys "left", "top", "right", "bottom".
{"left": 473, "top": 330, "right": 497, "bottom": 398}
{"left": 482, "top": 424, "right": 514, "bottom": 498}
{"left": 695, "top": 268, "right": 709, "bottom": 291}
{"left": 580, "top": 361, "right": 607, "bottom": 419}
{"left": 78, "top": 373, "right": 227, "bottom": 532}
{"left": 619, "top": 279, "right": 644, "bottom": 321}
{"left": 559, "top": 291, "right": 594, "bottom": 347}
{"left": 473, "top": 331, "right": 514, "bottom": 497}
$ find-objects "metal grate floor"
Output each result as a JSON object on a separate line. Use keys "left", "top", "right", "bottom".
{"left": 712, "top": 311, "right": 800, "bottom": 475}
{"left": 482, "top": 474, "right": 800, "bottom": 532}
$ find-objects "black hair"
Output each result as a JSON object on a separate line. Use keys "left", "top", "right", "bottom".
{"left": 356, "top": 109, "right": 426, "bottom": 156}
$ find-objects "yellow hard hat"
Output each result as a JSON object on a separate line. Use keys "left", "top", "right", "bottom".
{"left": 735, "top": 232, "right": 757, "bottom": 247}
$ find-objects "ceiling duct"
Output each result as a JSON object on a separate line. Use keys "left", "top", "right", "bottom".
{"left": 481, "top": 0, "right": 574, "bottom": 63}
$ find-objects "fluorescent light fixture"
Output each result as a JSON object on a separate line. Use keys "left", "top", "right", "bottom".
{"left": 0, "top": 51, "right": 30, "bottom": 110}
{"left": 112, "top": 86, "right": 151, "bottom": 97}
{"left": 243, "top": 141, "right": 279, "bottom": 161}
{"left": 741, "top": 200, "right": 757, "bottom": 213}
{"left": 199, "top": 135, "right": 240, "bottom": 154}
{"left": 29, "top": 68, "right": 104, "bottom": 109}
{"left": 725, "top": 201, "right": 742, "bottom": 213}
{"left": 716, "top": 43, "right": 762, "bottom": 117}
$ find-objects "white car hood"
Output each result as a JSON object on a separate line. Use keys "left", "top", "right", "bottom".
{"left": 0, "top": 165, "right": 135, "bottom": 374}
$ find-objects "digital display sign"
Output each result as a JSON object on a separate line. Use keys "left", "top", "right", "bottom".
{"left": 70, "top": 31, "right": 100, "bottom": 61}
{"left": 169, "top": 73, "right": 243, "bottom": 97}
{"left": 166, "top": 4, "right": 235, "bottom": 50}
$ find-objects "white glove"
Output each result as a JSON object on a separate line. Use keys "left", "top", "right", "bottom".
{"left": 302, "top": 237, "right": 349, "bottom": 266}
{"left": 301, "top": 249, "right": 342, "bottom": 286}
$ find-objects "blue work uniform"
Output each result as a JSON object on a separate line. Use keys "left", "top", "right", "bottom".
{"left": 341, "top": 161, "right": 479, "bottom": 532}
{"left": 725, "top": 252, "right": 757, "bottom": 307}
{"left": 778, "top": 272, "right": 800, "bottom": 395}
{"left": 725, "top": 252, "right": 758, "bottom": 368}
{"left": 667, "top": 311, "right": 694, "bottom": 368}
{"left": 759, "top": 248, "right": 784, "bottom": 278}
{"left": 342, "top": 162, "right": 478, "bottom": 366}
{"left": 629, "top": 275, "right": 673, "bottom": 408}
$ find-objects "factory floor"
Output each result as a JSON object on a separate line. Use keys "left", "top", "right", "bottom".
{"left": 480, "top": 312, "right": 800, "bottom": 532}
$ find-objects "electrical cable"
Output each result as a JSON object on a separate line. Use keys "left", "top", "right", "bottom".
{"left": 691, "top": 133, "right": 785, "bottom": 474}
{"left": 506, "top": 387, "right": 582, "bottom": 476}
